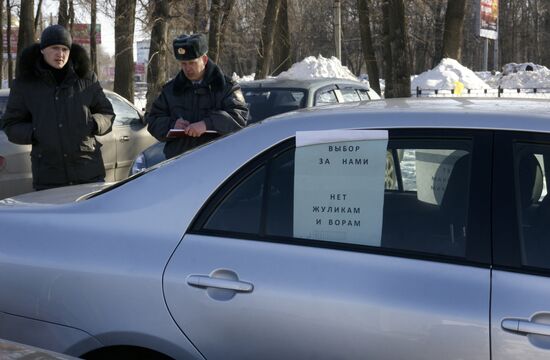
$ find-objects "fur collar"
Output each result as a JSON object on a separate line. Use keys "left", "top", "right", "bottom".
{"left": 18, "top": 43, "right": 91, "bottom": 81}
{"left": 173, "top": 59, "right": 227, "bottom": 94}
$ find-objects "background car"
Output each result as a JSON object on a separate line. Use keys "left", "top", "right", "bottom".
{"left": 0, "top": 88, "right": 157, "bottom": 199}
{"left": 1, "top": 98, "right": 549, "bottom": 359}
{"left": 241, "top": 77, "right": 381, "bottom": 124}
{"left": 129, "top": 77, "right": 381, "bottom": 175}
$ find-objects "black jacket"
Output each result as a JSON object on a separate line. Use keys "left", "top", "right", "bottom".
{"left": 146, "top": 60, "right": 248, "bottom": 159}
{"left": 2, "top": 44, "right": 115, "bottom": 190}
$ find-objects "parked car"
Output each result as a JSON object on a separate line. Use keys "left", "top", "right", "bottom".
{"left": 129, "top": 77, "right": 381, "bottom": 175}
{"left": 241, "top": 77, "right": 381, "bottom": 124}
{"left": 0, "top": 88, "right": 157, "bottom": 199}
{"left": 2, "top": 97, "right": 550, "bottom": 359}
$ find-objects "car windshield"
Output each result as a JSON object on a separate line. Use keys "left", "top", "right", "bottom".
{"left": 242, "top": 88, "right": 306, "bottom": 123}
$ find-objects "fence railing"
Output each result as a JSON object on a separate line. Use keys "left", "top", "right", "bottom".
{"left": 413, "top": 86, "right": 550, "bottom": 98}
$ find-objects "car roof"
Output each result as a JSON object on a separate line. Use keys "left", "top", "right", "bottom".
{"left": 248, "top": 97, "right": 550, "bottom": 134}
{"left": 240, "top": 77, "right": 370, "bottom": 91}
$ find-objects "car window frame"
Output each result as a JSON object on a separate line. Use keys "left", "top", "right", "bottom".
{"left": 493, "top": 130, "right": 550, "bottom": 276}
{"left": 313, "top": 85, "right": 339, "bottom": 106}
{"left": 105, "top": 92, "right": 144, "bottom": 127}
{"left": 191, "top": 128, "right": 493, "bottom": 267}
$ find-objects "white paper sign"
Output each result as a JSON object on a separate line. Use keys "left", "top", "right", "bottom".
{"left": 415, "top": 149, "right": 468, "bottom": 205}
{"left": 293, "top": 130, "right": 388, "bottom": 246}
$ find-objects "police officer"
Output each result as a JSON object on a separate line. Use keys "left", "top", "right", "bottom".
{"left": 146, "top": 33, "right": 248, "bottom": 159}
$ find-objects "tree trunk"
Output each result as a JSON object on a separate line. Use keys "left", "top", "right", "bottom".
{"left": 146, "top": 0, "right": 170, "bottom": 112}
{"left": 193, "top": 0, "right": 207, "bottom": 33}
{"left": 208, "top": 0, "right": 222, "bottom": 63}
{"left": 114, "top": 0, "right": 137, "bottom": 102}
{"left": 441, "top": 0, "right": 467, "bottom": 61}
{"left": 208, "top": 0, "right": 235, "bottom": 64}
{"left": 357, "top": 0, "right": 381, "bottom": 95}
{"left": 432, "top": 0, "right": 446, "bottom": 66}
{"left": 218, "top": 0, "right": 236, "bottom": 61}
{"left": 68, "top": 0, "right": 74, "bottom": 32}
{"left": 383, "top": 0, "right": 410, "bottom": 98}
{"left": 58, "top": 0, "right": 69, "bottom": 27}
{"left": 255, "top": 0, "right": 282, "bottom": 78}
{"left": 6, "top": 0, "right": 12, "bottom": 87}
{"left": 90, "top": 0, "right": 97, "bottom": 75}
{"left": 389, "top": 0, "right": 410, "bottom": 97}
{"left": 271, "top": 0, "right": 291, "bottom": 76}
{"left": 16, "top": 0, "right": 34, "bottom": 77}
{"left": 0, "top": 0, "right": 4, "bottom": 88}
{"left": 381, "top": 0, "right": 393, "bottom": 98}
{"left": 34, "top": 0, "right": 42, "bottom": 31}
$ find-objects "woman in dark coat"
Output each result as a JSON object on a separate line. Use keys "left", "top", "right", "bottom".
{"left": 2, "top": 25, "right": 115, "bottom": 190}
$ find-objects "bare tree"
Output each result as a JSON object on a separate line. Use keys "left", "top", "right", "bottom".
{"left": 34, "top": 0, "right": 42, "bottom": 31}
{"left": 271, "top": 0, "right": 290, "bottom": 76}
{"left": 6, "top": 0, "right": 13, "bottom": 86}
{"left": 193, "top": 0, "right": 207, "bottom": 33}
{"left": 255, "top": 0, "right": 282, "bottom": 78}
{"left": 383, "top": 0, "right": 410, "bottom": 98}
{"left": 58, "top": 0, "right": 69, "bottom": 27}
{"left": 357, "top": 0, "right": 380, "bottom": 95}
{"left": 114, "top": 0, "right": 137, "bottom": 102}
{"left": 16, "top": 0, "right": 35, "bottom": 77}
{"left": 0, "top": 0, "right": 3, "bottom": 87}
{"left": 208, "top": 0, "right": 236, "bottom": 64}
{"left": 146, "top": 0, "right": 170, "bottom": 111}
{"left": 441, "top": 0, "right": 467, "bottom": 61}
{"left": 68, "top": 0, "right": 74, "bottom": 31}
{"left": 90, "top": 0, "right": 97, "bottom": 74}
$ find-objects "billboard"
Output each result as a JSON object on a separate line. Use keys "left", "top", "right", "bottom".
{"left": 479, "top": 0, "right": 498, "bottom": 39}
{"left": 71, "top": 24, "right": 101, "bottom": 45}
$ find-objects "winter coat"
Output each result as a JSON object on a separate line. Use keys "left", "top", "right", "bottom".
{"left": 146, "top": 59, "right": 248, "bottom": 159}
{"left": 2, "top": 44, "right": 115, "bottom": 190}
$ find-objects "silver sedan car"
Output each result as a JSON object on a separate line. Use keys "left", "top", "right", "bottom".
{"left": 1, "top": 98, "right": 549, "bottom": 359}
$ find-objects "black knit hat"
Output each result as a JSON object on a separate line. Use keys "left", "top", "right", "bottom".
{"left": 173, "top": 34, "right": 208, "bottom": 61}
{"left": 40, "top": 25, "right": 72, "bottom": 50}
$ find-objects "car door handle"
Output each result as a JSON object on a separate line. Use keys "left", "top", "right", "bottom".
{"left": 119, "top": 136, "right": 130, "bottom": 142}
{"left": 186, "top": 275, "right": 253, "bottom": 292}
{"left": 502, "top": 318, "right": 550, "bottom": 336}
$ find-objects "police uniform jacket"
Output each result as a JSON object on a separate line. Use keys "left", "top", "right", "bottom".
{"left": 146, "top": 60, "right": 248, "bottom": 159}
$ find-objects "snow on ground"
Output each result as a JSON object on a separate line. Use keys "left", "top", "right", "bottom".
{"left": 484, "top": 64, "right": 550, "bottom": 90}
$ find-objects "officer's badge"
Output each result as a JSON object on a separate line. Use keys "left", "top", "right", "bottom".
{"left": 177, "top": 48, "right": 186, "bottom": 55}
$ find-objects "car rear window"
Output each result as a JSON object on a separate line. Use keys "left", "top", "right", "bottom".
{"left": 243, "top": 88, "right": 306, "bottom": 123}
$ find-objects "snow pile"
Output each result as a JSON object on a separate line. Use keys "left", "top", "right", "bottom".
{"left": 411, "top": 58, "right": 490, "bottom": 90}
{"left": 496, "top": 64, "right": 550, "bottom": 89}
{"left": 232, "top": 72, "right": 256, "bottom": 82}
{"left": 276, "top": 55, "right": 358, "bottom": 81}
{"left": 501, "top": 62, "right": 546, "bottom": 75}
